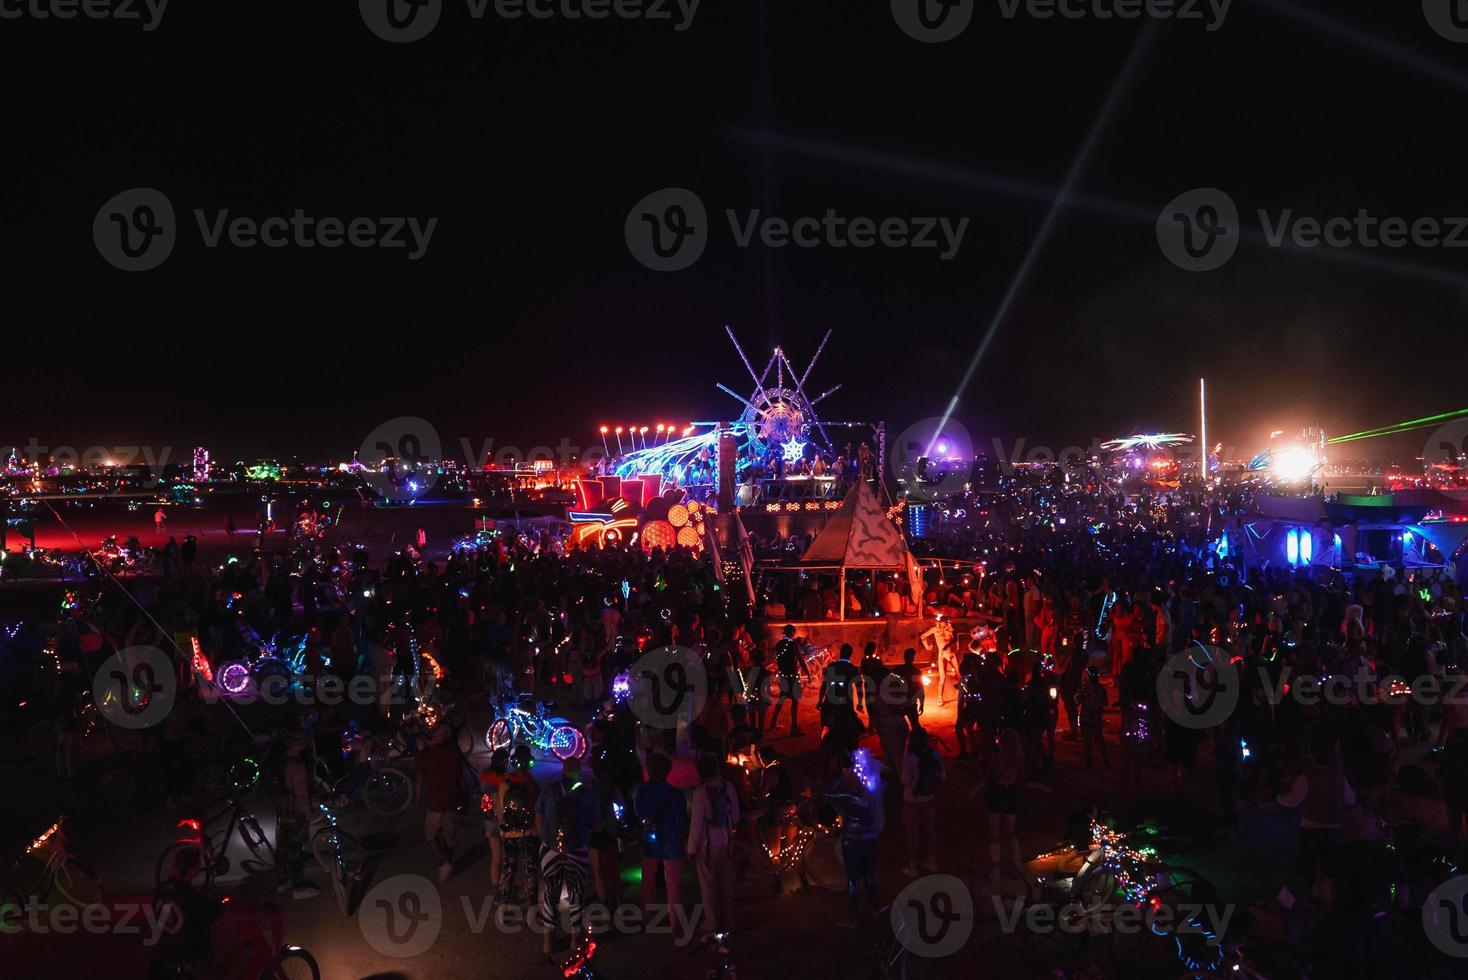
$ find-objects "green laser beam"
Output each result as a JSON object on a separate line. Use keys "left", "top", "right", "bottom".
{"left": 1330, "top": 419, "right": 1449, "bottom": 444}
{"left": 1327, "top": 408, "right": 1468, "bottom": 444}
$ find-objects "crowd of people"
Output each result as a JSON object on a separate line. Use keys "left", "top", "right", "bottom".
{"left": 6, "top": 461, "right": 1468, "bottom": 977}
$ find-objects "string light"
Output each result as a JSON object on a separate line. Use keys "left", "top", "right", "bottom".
{"left": 27, "top": 821, "right": 61, "bottom": 854}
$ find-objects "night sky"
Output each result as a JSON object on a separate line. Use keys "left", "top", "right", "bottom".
{"left": 3, "top": 1, "right": 1465, "bottom": 464}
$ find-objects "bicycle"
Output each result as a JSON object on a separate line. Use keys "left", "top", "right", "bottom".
{"left": 149, "top": 894, "right": 320, "bottom": 980}
{"left": 802, "top": 642, "right": 835, "bottom": 677}
{"left": 691, "top": 929, "right": 738, "bottom": 979}
{"left": 0, "top": 817, "right": 103, "bottom": 922}
{"left": 485, "top": 693, "right": 586, "bottom": 761}
{"left": 1015, "top": 818, "right": 1220, "bottom": 971}
{"left": 871, "top": 907, "right": 943, "bottom": 980}
{"left": 1171, "top": 938, "right": 1266, "bottom": 979}
{"left": 156, "top": 795, "right": 276, "bottom": 891}
{"left": 327, "top": 732, "right": 415, "bottom": 815}
{"left": 308, "top": 802, "right": 364, "bottom": 915}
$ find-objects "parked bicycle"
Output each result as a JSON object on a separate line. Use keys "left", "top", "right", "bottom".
{"left": 484, "top": 693, "right": 586, "bottom": 761}
{"left": 691, "top": 929, "right": 738, "bottom": 980}
{"left": 308, "top": 802, "right": 364, "bottom": 914}
{"left": 871, "top": 909, "right": 942, "bottom": 980}
{"left": 325, "top": 728, "right": 414, "bottom": 815}
{"left": 0, "top": 817, "right": 103, "bottom": 921}
{"left": 1012, "top": 817, "right": 1220, "bottom": 971}
{"left": 156, "top": 796, "right": 276, "bottom": 891}
{"left": 148, "top": 892, "right": 320, "bottom": 979}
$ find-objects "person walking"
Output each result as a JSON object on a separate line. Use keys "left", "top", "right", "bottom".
{"left": 496, "top": 746, "right": 542, "bottom": 904}
{"left": 982, "top": 727, "right": 1026, "bottom": 886}
{"left": 921, "top": 616, "right": 958, "bottom": 706}
{"left": 687, "top": 753, "right": 739, "bottom": 939}
{"left": 634, "top": 753, "right": 687, "bottom": 915}
{"left": 272, "top": 722, "right": 320, "bottom": 900}
{"left": 826, "top": 750, "right": 884, "bottom": 927}
{"left": 535, "top": 755, "right": 598, "bottom": 959}
{"left": 417, "top": 722, "right": 464, "bottom": 883}
{"left": 1277, "top": 740, "right": 1356, "bottom": 901}
{"left": 818, "top": 643, "right": 864, "bottom": 754}
{"left": 767, "top": 625, "right": 812, "bottom": 738}
{"left": 1079, "top": 665, "right": 1109, "bottom": 769}
{"left": 479, "top": 748, "right": 510, "bottom": 897}
{"left": 900, "top": 728, "right": 943, "bottom": 875}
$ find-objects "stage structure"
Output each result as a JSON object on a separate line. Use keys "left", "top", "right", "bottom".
{"left": 598, "top": 326, "right": 882, "bottom": 505}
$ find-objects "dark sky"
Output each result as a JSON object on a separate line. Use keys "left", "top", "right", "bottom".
{"left": 3, "top": 0, "right": 1465, "bottom": 465}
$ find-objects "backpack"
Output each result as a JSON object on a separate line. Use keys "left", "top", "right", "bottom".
{"left": 704, "top": 780, "right": 734, "bottom": 834}
{"left": 500, "top": 776, "right": 538, "bottom": 835}
{"left": 913, "top": 748, "right": 942, "bottom": 798}
{"left": 553, "top": 783, "right": 584, "bottom": 840}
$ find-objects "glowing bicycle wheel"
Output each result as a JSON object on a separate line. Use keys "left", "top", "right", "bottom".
{"left": 485, "top": 719, "right": 513, "bottom": 754}
{"left": 548, "top": 725, "right": 586, "bottom": 761}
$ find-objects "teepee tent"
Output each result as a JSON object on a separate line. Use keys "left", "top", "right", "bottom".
{"left": 799, "top": 480, "right": 922, "bottom": 617}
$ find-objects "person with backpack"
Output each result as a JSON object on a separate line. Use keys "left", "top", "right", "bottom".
{"left": 535, "top": 754, "right": 599, "bottom": 960}
{"left": 687, "top": 753, "right": 740, "bottom": 938}
{"left": 767, "top": 625, "right": 813, "bottom": 737}
{"left": 819, "top": 643, "right": 865, "bottom": 744}
{"left": 826, "top": 749, "right": 885, "bottom": 927}
{"left": 634, "top": 752, "right": 687, "bottom": 915}
{"left": 479, "top": 748, "right": 510, "bottom": 897}
{"left": 496, "top": 745, "right": 541, "bottom": 904}
{"left": 892, "top": 647, "right": 925, "bottom": 730}
{"left": 754, "top": 744, "right": 799, "bottom": 886}
{"left": 586, "top": 758, "right": 629, "bottom": 907}
{"left": 955, "top": 642, "right": 984, "bottom": 760}
{"left": 1277, "top": 740, "right": 1356, "bottom": 901}
{"left": 900, "top": 728, "right": 944, "bottom": 876}
{"left": 1079, "top": 665, "right": 1109, "bottom": 769}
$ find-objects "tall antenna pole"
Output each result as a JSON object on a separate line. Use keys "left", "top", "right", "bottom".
{"left": 1199, "top": 377, "right": 1208, "bottom": 480}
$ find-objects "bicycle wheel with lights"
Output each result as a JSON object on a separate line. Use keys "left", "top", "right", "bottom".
{"left": 361, "top": 768, "right": 413, "bottom": 815}
{"left": 485, "top": 718, "right": 513, "bottom": 754}
{"left": 261, "top": 946, "right": 320, "bottom": 980}
{"left": 51, "top": 856, "right": 104, "bottom": 908}
{"left": 547, "top": 723, "right": 587, "bottom": 761}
